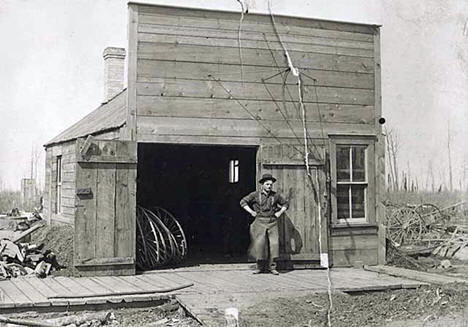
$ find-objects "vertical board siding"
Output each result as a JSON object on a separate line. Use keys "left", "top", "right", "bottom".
{"left": 260, "top": 144, "right": 327, "bottom": 260}
{"left": 133, "top": 5, "right": 378, "bottom": 145}
{"left": 74, "top": 139, "right": 137, "bottom": 276}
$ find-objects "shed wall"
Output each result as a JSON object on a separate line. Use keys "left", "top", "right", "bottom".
{"left": 130, "top": 4, "right": 377, "bottom": 146}
{"left": 43, "top": 141, "right": 76, "bottom": 225}
{"left": 43, "top": 130, "right": 123, "bottom": 225}
{"left": 127, "top": 4, "right": 383, "bottom": 267}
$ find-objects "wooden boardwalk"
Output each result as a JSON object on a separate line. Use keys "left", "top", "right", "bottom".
{"left": 0, "top": 265, "right": 424, "bottom": 325}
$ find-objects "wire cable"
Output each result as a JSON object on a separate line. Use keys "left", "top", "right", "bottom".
{"left": 208, "top": 74, "right": 305, "bottom": 156}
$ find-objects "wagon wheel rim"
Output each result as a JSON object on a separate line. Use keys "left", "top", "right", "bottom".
{"left": 152, "top": 206, "right": 188, "bottom": 258}
{"left": 415, "top": 203, "right": 444, "bottom": 225}
{"left": 387, "top": 207, "right": 426, "bottom": 246}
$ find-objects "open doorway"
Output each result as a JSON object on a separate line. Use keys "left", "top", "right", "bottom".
{"left": 137, "top": 143, "right": 257, "bottom": 265}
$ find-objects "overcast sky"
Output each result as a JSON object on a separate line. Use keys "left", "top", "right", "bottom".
{"left": 0, "top": 0, "right": 466, "bottom": 191}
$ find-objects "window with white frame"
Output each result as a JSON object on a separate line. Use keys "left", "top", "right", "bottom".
{"left": 336, "top": 145, "right": 367, "bottom": 220}
{"left": 56, "top": 155, "right": 62, "bottom": 214}
{"left": 331, "top": 137, "right": 375, "bottom": 224}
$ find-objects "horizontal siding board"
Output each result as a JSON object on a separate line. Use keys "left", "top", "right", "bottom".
{"left": 137, "top": 6, "right": 376, "bottom": 35}
{"left": 137, "top": 60, "right": 374, "bottom": 89}
{"left": 137, "top": 97, "right": 374, "bottom": 124}
{"left": 137, "top": 43, "right": 374, "bottom": 73}
{"left": 137, "top": 116, "right": 374, "bottom": 140}
{"left": 331, "top": 249, "right": 378, "bottom": 266}
{"left": 137, "top": 134, "right": 327, "bottom": 146}
{"left": 330, "top": 234, "right": 378, "bottom": 250}
{"left": 137, "top": 25, "right": 374, "bottom": 54}
{"left": 136, "top": 80, "right": 374, "bottom": 106}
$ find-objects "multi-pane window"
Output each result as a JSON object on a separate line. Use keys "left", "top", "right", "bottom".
{"left": 330, "top": 136, "right": 375, "bottom": 224}
{"left": 336, "top": 146, "right": 367, "bottom": 220}
{"left": 228, "top": 159, "right": 239, "bottom": 183}
{"left": 56, "top": 156, "right": 62, "bottom": 214}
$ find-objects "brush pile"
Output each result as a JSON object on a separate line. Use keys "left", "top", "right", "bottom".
{"left": 136, "top": 206, "right": 187, "bottom": 270}
{"left": 385, "top": 201, "right": 468, "bottom": 268}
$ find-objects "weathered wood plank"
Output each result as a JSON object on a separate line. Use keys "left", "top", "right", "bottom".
{"left": 74, "top": 162, "right": 97, "bottom": 267}
{"left": 137, "top": 116, "right": 374, "bottom": 140}
{"left": 114, "top": 162, "right": 136, "bottom": 260}
{"left": 330, "top": 234, "right": 378, "bottom": 250}
{"left": 364, "top": 265, "right": 468, "bottom": 285}
{"left": 331, "top": 248, "right": 378, "bottom": 266}
{"left": 137, "top": 97, "right": 375, "bottom": 124}
{"left": 138, "top": 43, "right": 374, "bottom": 74}
{"left": 95, "top": 162, "right": 117, "bottom": 261}
{"left": 138, "top": 27, "right": 374, "bottom": 55}
{"left": 0, "top": 280, "right": 34, "bottom": 307}
{"left": 137, "top": 60, "right": 375, "bottom": 89}
{"left": 12, "top": 279, "right": 50, "bottom": 307}
{"left": 142, "top": 272, "right": 194, "bottom": 290}
{"left": 54, "top": 277, "right": 97, "bottom": 296}
{"left": 76, "top": 139, "right": 137, "bottom": 163}
{"left": 137, "top": 5, "right": 376, "bottom": 35}
{"left": 126, "top": 3, "right": 139, "bottom": 141}
{"left": 136, "top": 80, "right": 374, "bottom": 106}
{"left": 22, "top": 277, "right": 58, "bottom": 299}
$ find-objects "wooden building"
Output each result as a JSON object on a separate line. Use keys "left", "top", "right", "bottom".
{"left": 43, "top": 3, "right": 385, "bottom": 276}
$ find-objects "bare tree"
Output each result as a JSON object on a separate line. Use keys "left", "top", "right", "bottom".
{"left": 447, "top": 119, "right": 453, "bottom": 192}
{"left": 385, "top": 127, "right": 400, "bottom": 191}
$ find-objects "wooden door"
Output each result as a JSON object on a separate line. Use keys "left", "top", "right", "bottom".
{"left": 260, "top": 144, "right": 329, "bottom": 268}
{"left": 74, "top": 138, "right": 137, "bottom": 276}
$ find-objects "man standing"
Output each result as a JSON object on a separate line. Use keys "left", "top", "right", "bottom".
{"left": 240, "top": 173, "right": 288, "bottom": 275}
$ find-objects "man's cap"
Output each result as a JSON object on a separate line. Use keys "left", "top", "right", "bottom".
{"left": 258, "top": 173, "right": 277, "bottom": 184}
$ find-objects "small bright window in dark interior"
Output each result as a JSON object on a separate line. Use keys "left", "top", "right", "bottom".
{"left": 336, "top": 145, "right": 367, "bottom": 220}
{"left": 229, "top": 159, "right": 239, "bottom": 183}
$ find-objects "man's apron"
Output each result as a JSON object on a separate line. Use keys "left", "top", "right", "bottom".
{"left": 248, "top": 216, "right": 279, "bottom": 261}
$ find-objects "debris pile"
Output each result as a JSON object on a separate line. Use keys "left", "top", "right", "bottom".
{"left": 136, "top": 206, "right": 187, "bottom": 270}
{"left": 0, "top": 311, "right": 118, "bottom": 327}
{"left": 0, "top": 221, "right": 64, "bottom": 279}
{"left": 385, "top": 201, "right": 468, "bottom": 270}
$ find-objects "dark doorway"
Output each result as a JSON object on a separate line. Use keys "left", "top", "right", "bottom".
{"left": 137, "top": 143, "right": 257, "bottom": 265}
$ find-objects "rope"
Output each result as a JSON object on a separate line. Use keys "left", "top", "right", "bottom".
{"left": 236, "top": 0, "right": 247, "bottom": 84}
{"left": 268, "top": 1, "right": 333, "bottom": 326}
{"left": 261, "top": 33, "right": 324, "bottom": 160}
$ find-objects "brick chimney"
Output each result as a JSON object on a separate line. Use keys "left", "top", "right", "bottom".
{"left": 103, "top": 47, "right": 125, "bottom": 103}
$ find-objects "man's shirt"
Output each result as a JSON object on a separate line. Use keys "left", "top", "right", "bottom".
{"left": 240, "top": 190, "right": 288, "bottom": 217}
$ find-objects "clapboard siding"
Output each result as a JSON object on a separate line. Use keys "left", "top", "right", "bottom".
{"left": 138, "top": 27, "right": 375, "bottom": 56}
{"left": 137, "top": 61, "right": 374, "bottom": 89}
{"left": 137, "top": 97, "right": 374, "bottom": 123}
{"left": 137, "top": 116, "right": 374, "bottom": 140}
{"left": 132, "top": 5, "right": 378, "bottom": 144}
{"left": 137, "top": 5, "right": 376, "bottom": 35}
{"left": 330, "top": 232, "right": 379, "bottom": 266}
{"left": 136, "top": 80, "right": 374, "bottom": 105}
{"left": 138, "top": 43, "right": 374, "bottom": 73}
{"left": 44, "top": 141, "right": 76, "bottom": 225}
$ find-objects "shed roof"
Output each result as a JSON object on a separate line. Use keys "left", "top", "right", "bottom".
{"left": 44, "top": 89, "right": 127, "bottom": 147}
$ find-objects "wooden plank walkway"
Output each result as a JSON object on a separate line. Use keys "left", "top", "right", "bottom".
{"left": 0, "top": 265, "right": 424, "bottom": 326}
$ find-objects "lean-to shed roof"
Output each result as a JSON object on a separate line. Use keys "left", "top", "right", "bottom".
{"left": 44, "top": 89, "right": 127, "bottom": 147}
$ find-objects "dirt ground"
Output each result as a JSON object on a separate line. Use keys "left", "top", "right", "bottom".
{"left": 30, "top": 223, "right": 76, "bottom": 276}
{"left": 4, "top": 300, "right": 200, "bottom": 327}
{"left": 241, "top": 283, "right": 468, "bottom": 327}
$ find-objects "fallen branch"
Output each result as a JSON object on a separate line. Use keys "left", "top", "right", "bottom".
{"left": 48, "top": 282, "right": 194, "bottom": 299}
{"left": 45, "top": 312, "right": 113, "bottom": 326}
{"left": 0, "top": 315, "right": 57, "bottom": 327}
